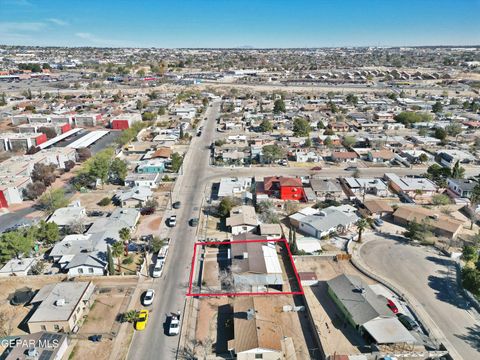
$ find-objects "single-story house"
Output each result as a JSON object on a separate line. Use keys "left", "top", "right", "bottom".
{"left": 47, "top": 203, "right": 87, "bottom": 228}
{"left": 296, "top": 205, "right": 359, "bottom": 239}
{"left": 114, "top": 186, "right": 153, "bottom": 207}
{"left": 226, "top": 205, "right": 258, "bottom": 235}
{"left": 1, "top": 332, "right": 68, "bottom": 360}
{"left": 310, "top": 178, "right": 343, "bottom": 200}
{"left": 28, "top": 281, "right": 95, "bottom": 333}
{"left": 0, "top": 257, "right": 37, "bottom": 277}
{"left": 384, "top": 173, "right": 437, "bottom": 200}
{"left": 327, "top": 274, "right": 415, "bottom": 345}
{"left": 258, "top": 223, "right": 283, "bottom": 239}
{"left": 393, "top": 206, "right": 463, "bottom": 239}
{"left": 447, "top": 178, "right": 478, "bottom": 199}
{"left": 125, "top": 173, "right": 160, "bottom": 188}
{"left": 361, "top": 199, "right": 394, "bottom": 218}
{"left": 331, "top": 151, "right": 358, "bottom": 163}
{"left": 343, "top": 177, "right": 390, "bottom": 197}
{"left": 231, "top": 241, "right": 283, "bottom": 291}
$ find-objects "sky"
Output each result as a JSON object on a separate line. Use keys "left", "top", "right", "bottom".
{"left": 0, "top": 0, "right": 479, "bottom": 48}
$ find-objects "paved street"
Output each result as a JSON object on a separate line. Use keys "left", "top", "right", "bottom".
{"left": 358, "top": 235, "right": 480, "bottom": 360}
{"left": 127, "top": 101, "right": 221, "bottom": 359}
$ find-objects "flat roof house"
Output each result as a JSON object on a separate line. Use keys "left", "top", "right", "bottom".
{"left": 1, "top": 332, "right": 68, "bottom": 360}
{"left": 0, "top": 257, "right": 37, "bottom": 277}
{"left": 393, "top": 206, "right": 463, "bottom": 239}
{"left": 28, "top": 281, "right": 95, "bottom": 333}
{"left": 310, "top": 178, "right": 343, "bottom": 200}
{"left": 231, "top": 241, "right": 283, "bottom": 292}
{"left": 384, "top": 173, "right": 437, "bottom": 200}
{"left": 218, "top": 177, "right": 253, "bottom": 198}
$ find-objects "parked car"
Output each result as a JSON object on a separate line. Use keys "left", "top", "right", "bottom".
{"left": 135, "top": 310, "right": 149, "bottom": 330}
{"left": 196, "top": 131, "right": 202, "bottom": 137}
{"left": 167, "top": 312, "right": 181, "bottom": 336}
{"left": 152, "top": 259, "right": 164, "bottom": 278}
{"left": 374, "top": 218, "right": 384, "bottom": 227}
{"left": 189, "top": 218, "right": 199, "bottom": 227}
{"left": 88, "top": 335, "right": 102, "bottom": 342}
{"left": 172, "top": 201, "right": 181, "bottom": 209}
{"left": 168, "top": 215, "right": 177, "bottom": 227}
{"left": 345, "top": 166, "right": 358, "bottom": 171}
{"left": 386, "top": 299, "right": 398, "bottom": 314}
{"left": 397, "top": 314, "right": 418, "bottom": 330}
{"left": 143, "top": 289, "right": 155, "bottom": 306}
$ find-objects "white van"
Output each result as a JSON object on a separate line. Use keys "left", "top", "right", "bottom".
{"left": 152, "top": 259, "right": 164, "bottom": 278}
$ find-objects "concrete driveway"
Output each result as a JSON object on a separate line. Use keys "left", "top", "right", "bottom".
{"left": 357, "top": 234, "right": 480, "bottom": 360}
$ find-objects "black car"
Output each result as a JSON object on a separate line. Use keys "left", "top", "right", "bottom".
{"left": 189, "top": 218, "right": 199, "bottom": 227}
{"left": 172, "top": 201, "right": 181, "bottom": 209}
{"left": 196, "top": 131, "right": 202, "bottom": 137}
{"left": 397, "top": 314, "right": 419, "bottom": 330}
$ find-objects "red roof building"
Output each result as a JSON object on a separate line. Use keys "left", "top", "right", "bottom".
{"left": 263, "top": 176, "right": 304, "bottom": 201}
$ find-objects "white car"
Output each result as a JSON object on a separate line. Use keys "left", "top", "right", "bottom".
{"left": 168, "top": 215, "right": 177, "bottom": 227}
{"left": 152, "top": 259, "right": 164, "bottom": 278}
{"left": 168, "top": 312, "right": 181, "bottom": 336}
{"left": 143, "top": 289, "right": 155, "bottom": 306}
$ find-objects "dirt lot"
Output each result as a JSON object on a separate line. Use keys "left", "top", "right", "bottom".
{"left": 295, "top": 256, "right": 376, "bottom": 357}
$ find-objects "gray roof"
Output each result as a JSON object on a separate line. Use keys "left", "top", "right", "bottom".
{"left": 231, "top": 241, "right": 267, "bottom": 274}
{"left": 87, "top": 208, "right": 139, "bottom": 234}
{"left": 300, "top": 206, "right": 358, "bottom": 232}
{"left": 310, "top": 178, "right": 342, "bottom": 193}
{"left": 327, "top": 274, "right": 393, "bottom": 325}
{"left": 448, "top": 178, "right": 478, "bottom": 192}
{"left": 29, "top": 282, "right": 94, "bottom": 323}
{"left": 47, "top": 206, "right": 86, "bottom": 226}
{"left": 114, "top": 186, "right": 153, "bottom": 203}
{"left": 65, "top": 253, "right": 106, "bottom": 269}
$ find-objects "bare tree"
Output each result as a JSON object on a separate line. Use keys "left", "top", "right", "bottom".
{"left": 68, "top": 219, "right": 86, "bottom": 234}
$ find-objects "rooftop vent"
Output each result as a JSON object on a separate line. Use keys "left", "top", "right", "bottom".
{"left": 56, "top": 299, "right": 66, "bottom": 306}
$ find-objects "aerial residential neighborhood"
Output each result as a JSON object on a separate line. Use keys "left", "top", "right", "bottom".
{"left": 0, "top": 2, "right": 479, "bottom": 360}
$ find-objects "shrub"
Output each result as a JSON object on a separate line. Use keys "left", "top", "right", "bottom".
{"left": 98, "top": 197, "right": 112, "bottom": 206}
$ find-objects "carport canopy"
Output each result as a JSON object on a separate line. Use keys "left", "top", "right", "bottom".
{"left": 362, "top": 317, "right": 416, "bottom": 344}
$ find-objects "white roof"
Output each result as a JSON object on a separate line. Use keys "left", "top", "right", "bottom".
{"left": 38, "top": 128, "right": 83, "bottom": 149}
{"left": 67, "top": 130, "right": 109, "bottom": 149}
{"left": 363, "top": 317, "right": 416, "bottom": 344}
{"left": 385, "top": 173, "right": 437, "bottom": 192}
{"left": 0, "top": 257, "right": 36, "bottom": 273}
{"left": 296, "top": 237, "right": 322, "bottom": 253}
{"left": 262, "top": 244, "right": 282, "bottom": 274}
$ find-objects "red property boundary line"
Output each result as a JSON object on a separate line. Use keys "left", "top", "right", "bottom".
{"left": 186, "top": 238, "right": 304, "bottom": 297}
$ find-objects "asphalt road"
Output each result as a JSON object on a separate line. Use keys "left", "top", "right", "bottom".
{"left": 358, "top": 236, "right": 480, "bottom": 360}
{"left": 127, "top": 101, "right": 221, "bottom": 359}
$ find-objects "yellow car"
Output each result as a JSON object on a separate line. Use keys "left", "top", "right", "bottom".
{"left": 135, "top": 310, "right": 149, "bottom": 331}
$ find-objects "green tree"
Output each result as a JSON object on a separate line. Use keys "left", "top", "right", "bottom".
{"left": 445, "top": 123, "right": 462, "bottom": 137}
{"left": 462, "top": 245, "right": 479, "bottom": 263}
{"left": 461, "top": 267, "right": 480, "bottom": 296}
{"left": 142, "top": 112, "right": 156, "bottom": 121}
{"left": 259, "top": 119, "right": 273, "bottom": 132}
{"left": 158, "top": 106, "right": 166, "bottom": 116}
{"left": 304, "top": 137, "right": 312, "bottom": 148}
{"left": 218, "top": 197, "right": 238, "bottom": 218}
{"left": 404, "top": 218, "right": 430, "bottom": 242}
{"left": 346, "top": 93, "right": 358, "bottom": 105}
{"left": 451, "top": 160, "right": 465, "bottom": 179}
{"left": 0, "top": 230, "right": 34, "bottom": 261}
{"left": 36, "top": 220, "right": 59, "bottom": 244}
{"left": 356, "top": 218, "right": 369, "bottom": 243}
{"left": 342, "top": 136, "right": 356, "bottom": 148}
{"left": 434, "top": 127, "right": 447, "bottom": 141}
{"left": 0, "top": 92, "right": 6, "bottom": 106}
{"left": 151, "top": 237, "right": 164, "bottom": 253}
{"left": 432, "top": 101, "right": 443, "bottom": 113}
{"left": 324, "top": 136, "right": 333, "bottom": 147}
{"left": 432, "top": 194, "right": 451, "bottom": 206}
{"left": 119, "top": 227, "right": 131, "bottom": 243}
{"left": 111, "top": 241, "right": 124, "bottom": 272}
{"left": 394, "top": 112, "right": 432, "bottom": 125}
{"left": 110, "top": 158, "right": 128, "bottom": 183}
{"left": 293, "top": 118, "right": 310, "bottom": 137}
{"left": 38, "top": 189, "right": 69, "bottom": 214}
{"left": 262, "top": 144, "right": 285, "bottom": 164}
{"left": 122, "top": 310, "right": 139, "bottom": 323}
{"left": 419, "top": 153, "right": 429, "bottom": 163}
{"left": 273, "top": 99, "right": 286, "bottom": 114}
{"left": 170, "top": 152, "right": 184, "bottom": 173}
{"left": 136, "top": 99, "right": 143, "bottom": 111}
{"left": 107, "top": 246, "right": 115, "bottom": 275}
